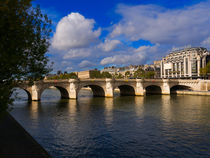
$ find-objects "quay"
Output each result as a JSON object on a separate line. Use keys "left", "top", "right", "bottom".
{"left": 0, "top": 113, "right": 51, "bottom": 158}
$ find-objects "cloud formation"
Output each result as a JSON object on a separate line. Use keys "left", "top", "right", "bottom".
{"left": 98, "top": 39, "right": 121, "bottom": 52}
{"left": 52, "top": 12, "right": 101, "bottom": 50}
{"left": 100, "top": 45, "right": 159, "bottom": 65}
{"left": 49, "top": 1, "right": 210, "bottom": 72}
{"left": 79, "top": 60, "right": 95, "bottom": 68}
{"left": 111, "top": 1, "right": 210, "bottom": 45}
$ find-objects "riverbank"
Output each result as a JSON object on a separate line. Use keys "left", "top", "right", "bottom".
{"left": 0, "top": 112, "right": 51, "bottom": 158}
{"left": 173, "top": 90, "right": 210, "bottom": 96}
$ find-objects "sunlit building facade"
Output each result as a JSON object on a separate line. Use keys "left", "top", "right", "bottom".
{"left": 160, "top": 47, "right": 210, "bottom": 78}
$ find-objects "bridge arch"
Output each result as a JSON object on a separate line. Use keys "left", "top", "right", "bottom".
{"left": 12, "top": 87, "right": 32, "bottom": 101}
{"left": 40, "top": 86, "right": 70, "bottom": 99}
{"left": 145, "top": 85, "right": 162, "bottom": 95}
{"left": 170, "top": 85, "right": 192, "bottom": 94}
{"left": 77, "top": 84, "right": 105, "bottom": 97}
{"left": 113, "top": 84, "right": 135, "bottom": 96}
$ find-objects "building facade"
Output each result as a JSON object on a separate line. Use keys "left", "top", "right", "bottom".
{"left": 160, "top": 47, "right": 210, "bottom": 78}
{"left": 77, "top": 70, "right": 100, "bottom": 79}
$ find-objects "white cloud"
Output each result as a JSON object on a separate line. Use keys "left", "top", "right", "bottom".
{"left": 201, "top": 37, "right": 210, "bottom": 48}
{"left": 65, "top": 67, "right": 73, "bottom": 72}
{"left": 100, "top": 45, "right": 159, "bottom": 65}
{"left": 52, "top": 12, "right": 101, "bottom": 50}
{"left": 98, "top": 39, "right": 121, "bottom": 52}
{"left": 79, "top": 60, "right": 95, "bottom": 68}
{"left": 63, "top": 48, "right": 91, "bottom": 59}
{"left": 111, "top": 1, "right": 210, "bottom": 45}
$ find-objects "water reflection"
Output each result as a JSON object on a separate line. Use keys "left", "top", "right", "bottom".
{"left": 104, "top": 98, "right": 114, "bottom": 125}
{"left": 28, "top": 101, "right": 39, "bottom": 121}
{"left": 161, "top": 95, "right": 172, "bottom": 123}
{"left": 134, "top": 96, "right": 144, "bottom": 118}
{"left": 10, "top": 89, "right": 210, "bottom": 158}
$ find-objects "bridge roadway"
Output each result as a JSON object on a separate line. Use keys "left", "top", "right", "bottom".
{"left": 18, "top": 79, "right": 210, "bottom": 101}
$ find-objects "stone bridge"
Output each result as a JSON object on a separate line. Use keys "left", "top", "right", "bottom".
{"left": 17, "top": 79, "right": 210, "bottom": 101}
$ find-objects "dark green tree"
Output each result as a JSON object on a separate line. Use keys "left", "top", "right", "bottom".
{"left": 134, "top": 68, "right": 145, "bottom": 78}
{"left": 145, "top": 71, "right": 155, "bottom": 79}
{"left": 48, "top": 72, "right": 78, "bottom": 79}
{"left": 0, "top": 0, "right": 52, "bottom": 115}
{"left": 101, "top": 72, "right": 112, "bottom": 78}
{"left": 200, "top": 61, "right": 210, "bottom": 78}
{"left": 125, "top": 71, "right": 130, "bottom": 78}
{"left": 90, "top": 70, "right": 101, "bottom": 78}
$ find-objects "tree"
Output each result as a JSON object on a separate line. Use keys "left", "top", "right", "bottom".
{"left": 57, "top": 70, "right": 62, "bottom": 75}
{"left": 200, "top": 61, "right": 210, "bottom": 78}
{"left": 134, "top": 68, "right": 145, "bottom": 78}
{"left": 0, "top": 0, "right": 52, "bottom": 115}
{"left": 145, "top": 71, "right": 155, "bottom": 79}
{"left": 90, "top": 70, "right": 101, "bottom": 78}
{"left": 48, "top": 72, "right": 78, "bottom": 80}
{"left": 125, "top": 71, "right": 130, "bottom": 78}
{"left": 101, "top": 72, "right": 112, "bottom": 78}
{"left": 114, "top": 73, "right": 124, "bottom": 79}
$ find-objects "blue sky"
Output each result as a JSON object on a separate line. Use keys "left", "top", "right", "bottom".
{"left": 33, "top": 0, "right": 210, "bottom": 72}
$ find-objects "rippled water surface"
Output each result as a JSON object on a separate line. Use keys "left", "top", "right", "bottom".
{"left": 11, "top": 88, "right": 210, "bottom": 158}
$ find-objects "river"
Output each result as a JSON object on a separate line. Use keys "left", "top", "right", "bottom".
{"left": 10, "top": 88, "right": 210, "bottom": 158}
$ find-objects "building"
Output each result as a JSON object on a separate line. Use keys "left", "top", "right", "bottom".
{"left": 77, "top": 69, "right": 100, "bottom": 79}
{"left": 160, "top": 47, "right": 210, "bottom": 78}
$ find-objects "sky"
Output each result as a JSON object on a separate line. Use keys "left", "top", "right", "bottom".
{"left": 33, "top": 0, "right": 210, "bottom": 72}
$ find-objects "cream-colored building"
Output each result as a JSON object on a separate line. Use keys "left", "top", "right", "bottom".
{"left": 77, "top": 70, "right": 100, "bottom": 79}
{"left": 160, "top": 47, "right": 210, "bottom": 78}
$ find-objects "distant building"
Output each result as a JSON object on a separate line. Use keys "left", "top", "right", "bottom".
{"left": 101, "top": 65, "right": 142, "bottom": 77}
{"left": 77, "top": 70, "right": 100, "bottom": 79}
{"left": 160, "top": 47, "right": 210, "bottom": 78}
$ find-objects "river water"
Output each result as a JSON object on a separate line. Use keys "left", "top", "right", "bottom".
{"left": 10, "top": 88, "right": 210, "bottom": 158}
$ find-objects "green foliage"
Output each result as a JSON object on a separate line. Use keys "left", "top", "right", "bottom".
{"left": 101, "top": 72, "right": 112, "bottom": 78}
{"left": 200, "top": 61, "right": 210, "bottom": 77}
{"left": 134, "top": 68, "right": 155, "bottom": 79}
{"left": 125, "top": 71, "right": 131, "bottom": 78}
{"left": 90, "top": 71, "right": 112, "bottom": 79}
{"left": 48, "top": 73, "right": 78, "bottom": 79}
{"left": 200, "top": 61, "right": 210, "bottom": 78}
{"left": 145, "top": 71, "right": 155, "bottom": 79}
{"left": 134, "top": 68, "right": 145, "bottom": 78}
{"left": 90, "top": 71, "right": 101, "bottom": 78}
{"left": 0, "top": 0, "right": 52, "bottom": 115}
{"left": 206, "top": 61, "right": 210, "bottom": 73}
{"left": 114, "top": 73, "right": 124, "bottom": 79}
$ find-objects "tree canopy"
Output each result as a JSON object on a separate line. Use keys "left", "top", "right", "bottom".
{"left": 200, "top": 61, "right": 210, "bottom": 78}
{"left": 0, "top": 0, "right": 51, "bottom": 115}
{"left": 134, "top": 68, "right": 155, "bottom": 79}
{"left": 48, "top": 73, "right": 78, "bottom": 80}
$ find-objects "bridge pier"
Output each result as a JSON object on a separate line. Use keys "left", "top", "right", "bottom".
{"left": 69, "top": 79, "right": 78, "bottom": 99}
{"left": 161, "top": 79, "right": 170, "bottom": 95}
{"left": 135, "top": 79, "right": 145, "bottom": 96}
{"left": 105, "top": 78, "right": 114, "bottom": 97}
{"left": 31, "top": 84, "right": 40, "bottom": 101}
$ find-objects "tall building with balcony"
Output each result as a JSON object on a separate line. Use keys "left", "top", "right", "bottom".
{"left": 160, "top": 47, "right": 210, "bottom": 78}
